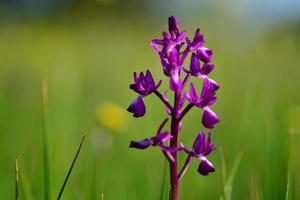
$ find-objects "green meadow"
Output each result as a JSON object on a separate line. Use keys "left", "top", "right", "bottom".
{"left": 0, "top": 7, "right": 300, "bottom": 199}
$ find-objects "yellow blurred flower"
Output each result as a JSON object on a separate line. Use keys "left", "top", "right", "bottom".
{"left": 95, "top": 102, "right": 128, "bottom": 132}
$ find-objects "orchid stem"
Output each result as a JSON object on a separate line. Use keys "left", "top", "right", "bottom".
{"left": 154, "top": 90, "right": 173, "bottom": 112}
{"left": 182, "top": 72, "right": 191, "bottom": 89}
{"left": 178, "top": 104, "right": 193, "bottom": 122}
{"left": 177, "top": 155, "right": 192, "bottom": 182}
{"left": 163, "top": 151, "right": 175, "bottom": 163}
{"left": 169, "top": 93, "right": 180, "bottom": 200}
{"left": 157, "top": 118, "right": 174, "bottom": 163}
{"left": 157, "top": 118, "right": 169, "bottom": 135}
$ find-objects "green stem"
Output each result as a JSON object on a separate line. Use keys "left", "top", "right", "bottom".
{"left": 15, "top": 157, "right": 19, "bottom": 200}
{"left": 42, "top": 77, "right": 50, "bottom": 200}
{"left": 56, "top": 135, "right": 86, "bottom": 200}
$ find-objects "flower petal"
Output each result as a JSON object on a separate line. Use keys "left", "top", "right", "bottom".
{"left": 127, "top": 96, "right": 146, "bottom": 118}
{"left": 153, "top": 132, "right": 172, "bottom": 144}
{"left": 158, "top": 144, "right": 184, "bottom": 152}
{"left": 130, "top": 139, "right": 152, "bottom": 149}
{"left": 192, "top": 132, "right": 205, "bottom": 155}
{"left": 199, "top": 77, "right": 219, "bottom": 107}
{"left": 190, "top": 83, "right": 198, "bottom": 100}
{"left": 202, "top": 107, "right": 219, "bottom": 129}
{"left": 168, "top": 16, "right": 180, "bottom": 36}
{"left": 130, "top": 70, "right": 160, "bottom": 96}
{"left": 145, "top": 70, "right": 155, "bottom": 86}
{"left": 150, "top": 39, "right": 164, "bottom": 52}
{"left": 200, "top": 63, "right": 214, "bottom": 75}
{"left": 198, "top": 158, "right": 215, "bottom": 176}
{"left": 190, "top": 28, "right": 206, "bottom": 51}
{"left": 163, "top": 92, "right": 172, "bottom": 115}
{"left": 196, "top": 47, "right": 213, "bottom": 63}
{"left": 203, "top": 132, "right": 216, "bottom": 156}
{"left": 190, "top": 53, "right": 201, "bottom": 76}
{"left": 175, "top": 31, "right": 187, "bottom": 43}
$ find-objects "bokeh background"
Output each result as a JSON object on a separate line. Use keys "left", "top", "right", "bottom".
{"left": 1, "top": 0, "right": 300, "bottom": 199}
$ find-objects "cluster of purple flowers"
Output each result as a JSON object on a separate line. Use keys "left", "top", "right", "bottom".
{"left": 127, "top": 16, "right": 219, "bottom": 197}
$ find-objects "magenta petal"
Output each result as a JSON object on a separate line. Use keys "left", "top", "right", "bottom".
{"left": 191, "top": 132, "right": 216, "bottom": 156}
{"left": 158, "top": 144, "right": 184, "bottom": 152}
{"left": 192, "top": 132, "right": 205, "bottom": 155}
{"left": 150, "top": 39, "right": 164, "bottom": 52}
{"left": 153, "top": 132, "right": 172, "bottom": 143}
{"left": 199, "top": 77, "right": 219, "bottom": 107}
{"left": 127, "top": 96, "right": 146, "bottom": 118}
{"left": 202, "top": 107, "right": 219, "bottom": 129}
{"left": 175, "top": 31, "right": 187, "bottom": 43}
{"left": 203, "top": 133, "right": 216, "bottom": 156}
{"left": 198, "top": 159, "right": 215, "bottom": 176}
{"left": 190, "top": 53, "right": 201, "bottom": 76}
{"left": 184, "top": 83, "right": 198, "bottom": 105}
{"left": 130, "top": 139, "right": 152, "bottom": 149}
{"left": 200, "top": 63, "right": 215, "bottom": 75}
{"left": 130, "top": 70, "right": 161, "bottom": 96}
{"left": 196, "top": 48, "right": 213, "bottom": 63}
{"left": 186, "top": 79, "right": 219, "bottom": 108}
{"left": 190, "top": 28, "right": 206, "bottom": 51}
{"left": 163, "top": 92, "right": 172, "bottom": 115}
{"left": 168, "top": 16, "right": 180, "bottom": 36}
{"left": 145, "top": 70, "right": 155, "bottom": 86}
{"left": 190, "top": 83, "right": 198, "bottom": 99}
{"left": 160, "top": 56, "right": 171, "bottom": 76}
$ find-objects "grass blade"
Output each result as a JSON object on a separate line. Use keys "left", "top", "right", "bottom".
{"left": 159, "top": 160, "right": 167, "bottom": 200}
{"left": 224, "top": 152, "right": 242, "bottom": 200}
{"left": 15, "top": 157, "right": 19, "bottom": 200}
{"left": 285, "top": 172, "right": 290, "bottom": 200}
{"left": 42, "top": 77, "right": 51, "bottom": 200}
{"left": 56, "top": 135, "right": 86, "bottom": 200}
{"left": 19, "top": 163, "right": 33, "bottom": 200}
{"left": 219, "top": 147, "right": 227, "bottom": 192}
{"left": 220, "top": 151, "right": 243, "bottom": 200}
{"left": 248, "top": 174, "right": 261, "bottom": 200}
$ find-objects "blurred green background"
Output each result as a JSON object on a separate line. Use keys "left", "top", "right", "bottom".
{"left": 0, "top": 0, "right": 300, "bottom": 199}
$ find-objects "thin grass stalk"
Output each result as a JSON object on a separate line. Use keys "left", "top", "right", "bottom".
{"left": 19, "top": 164, "right": 33, "bottom": 200}
{"left": 223, "top": 152, "right": 243, "bottom": 200}
{"left": 15, "top": 157, "right": 19, "bottom": 200}
{"left": 159, "top": 160, "right": 168, "bottom": 200}
{"left": 42, "top": 77, "right": 51, "bottom": 200}
{"left": 219, "top": 147, "right": 227, "bottom": 199}
{"left": 56, "top": 135, "right": 86, "bottom": 200}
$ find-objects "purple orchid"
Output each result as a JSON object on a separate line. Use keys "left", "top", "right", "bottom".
{"left": 130, "top": 131, "right": 172, "bottom": 149}
{"left": 196, "top": 47, "right": 213, "bottom": 63}
{"left": 185, "top": 79, "right": 219, "bottom": 108}
{"left": 128, "top": 16, "right": 220, "bottom": 200}
{"left": 130, "top": 70, "right": 162, "bottom": 96}
{"left": 190, "top": 53, "right": 214, "bottom": 77}
{"left": 202, "top": 107, "right": 219, "bottom": 129}
{"left": 188, "top": 28, "right": 206, "bottom": 51}
{"left": 183, "top": 132, "right": 216, "bottom": 175}
{"left": 168, "top": 16, "right": 180, "bottom": 37}
{"left": 185, "top": 80, "right": 219, "bottom": 129}
{"left": 127, "top": 96, "right": 146, "bottom": 118}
